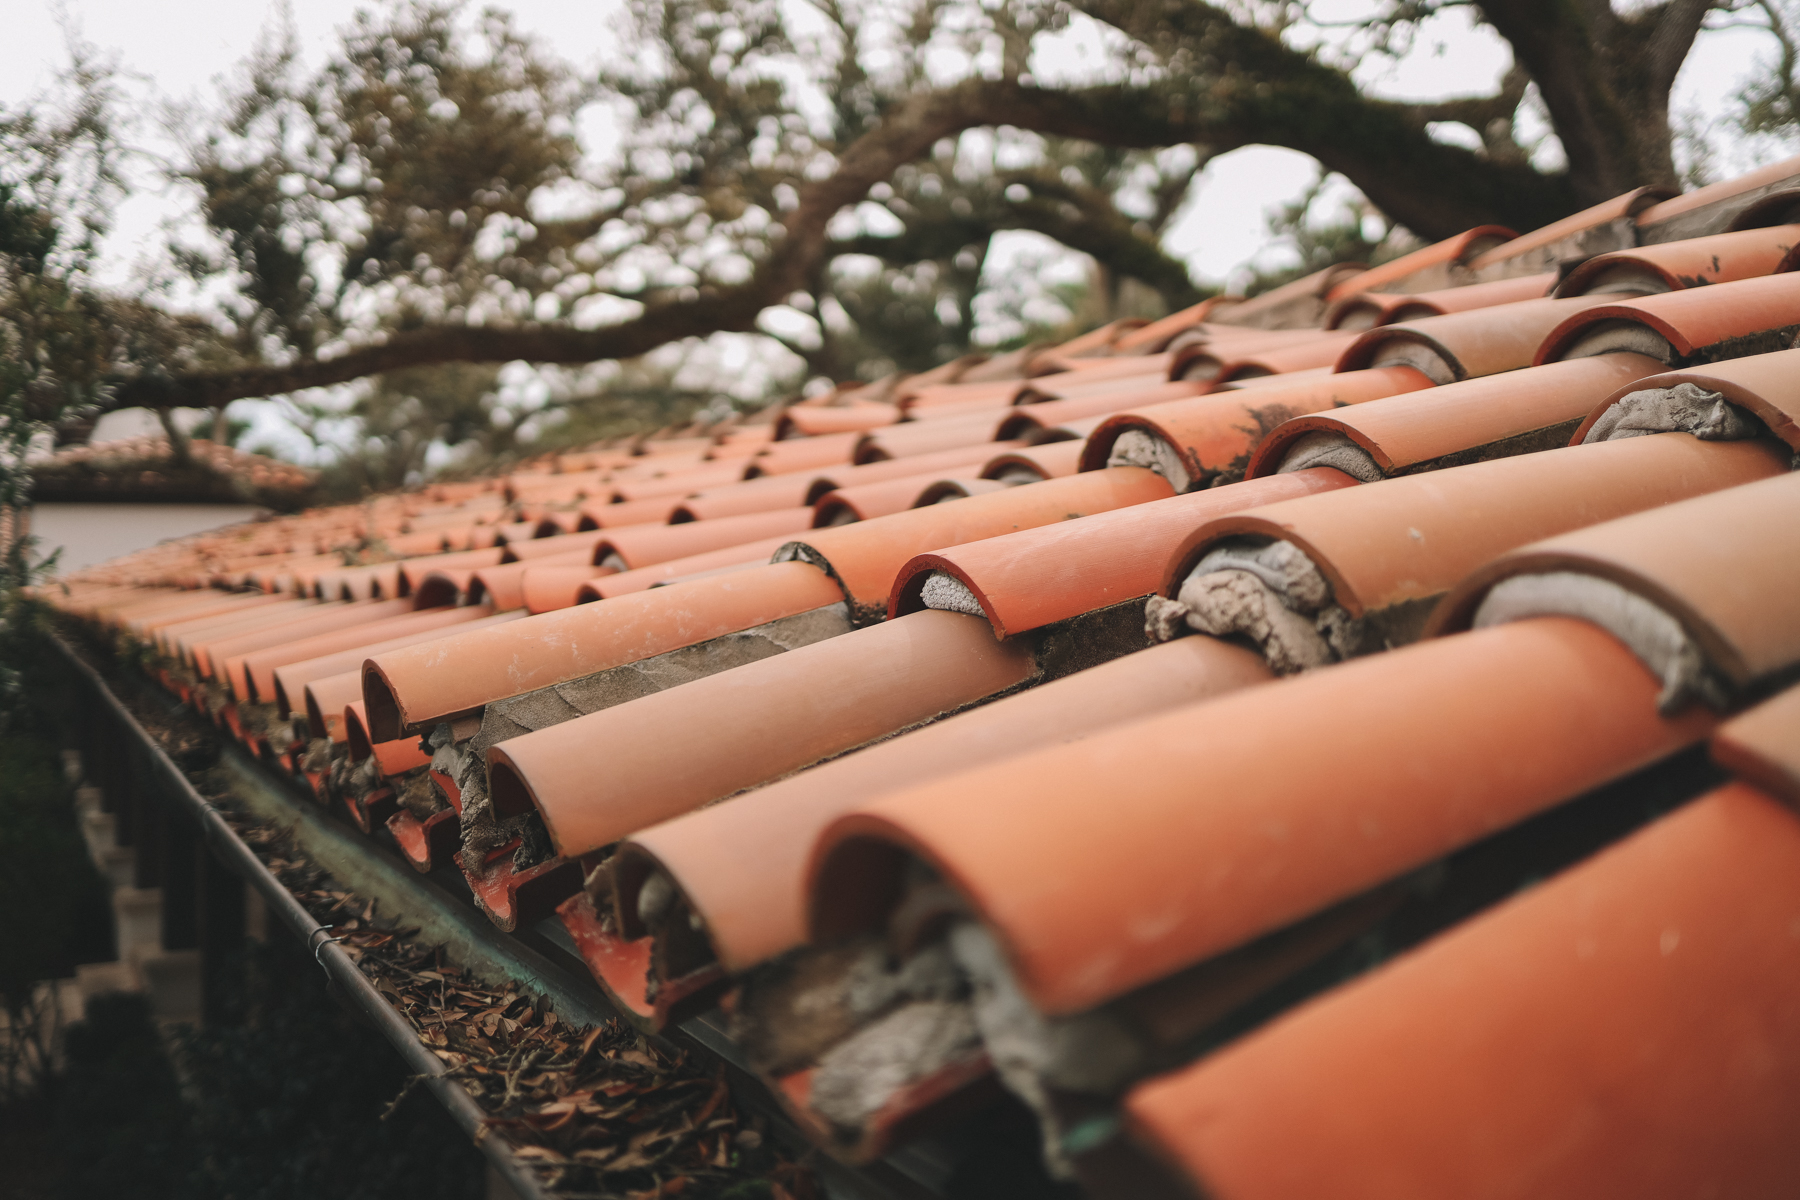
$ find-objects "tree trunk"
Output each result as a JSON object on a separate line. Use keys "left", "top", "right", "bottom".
{"left": 1478, "top": 0, "right": 1712, "bottom": 204}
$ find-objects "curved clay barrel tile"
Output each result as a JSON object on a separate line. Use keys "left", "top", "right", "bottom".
{"left": 676, "top": 473, "right": 825, "bottom": 521}
{"left": 521, "top": 563, "right": 617, "bottom": 613}
{"left": 800, "top": 444, "right": 1022, "bottom": 505}
{"left": 808, "top": 617, "right": 1717, "bottom": 1016}
{"left": 774, "top": 467, "right": 1175, "bottom": 623}
{"left": 1636, "top": 152, "right": 1800, "bottom": 239}
{"left": 273, "top": 611, "right": 523, "bottom": 719}
{"left": 1173, "top": 331, "right": 1358, "bottom": 383}
{"left": 159, "top": 598, "right": 318, "bottom": 661}
{"left": 978, "top": 440, "right": 1086, "bottom": 483}
{"left": 318, "top": 561, "right": 403, "bottom": 603}
{"left": 530, "top": 510, "right": 584, "bottom": 536}
{"left": 613, "top": 637, "right": 1273, "bottom": 977}
{"left": 1336, "top": 295, "right": 1623, "bottom": 383}
{"left": 395, "top": 548, "right": 505, "bottom": 598}
{"left": 500, "top": 529, "right": 607, "bottom": 563}
{"left": 1168, "top": 326, "right": 1332, "bottom": 374}
{"left": 1712, "top": 684, "right": 1800, "bottom": 806}
{"left": 772, "top": 402, "right": 899, "bottom": 440}
{"left": 994, "top": 382, "right": 1208, "bottom": 441}
{"left": 343, "top": 699, "right": 431, "bottom": 778}
{"left": 244, "top": 552, "right": 343, "bottom": 593}
{"left": 1247, "top": 353, "right": 1668, "bottom": 480}
{"left": 1569, "top": 347, "right": 1800, "bottom": 450}
{"left": 1326, "top": 273, "right": 1556, "bottom": 331}
{"left": 1024, "top": 413, "right": 1106, "bottom": 446}
{"left": 1124, "top": 781, "right": 1800, "bottom": 1200}
{"left": 1204, "top": 265, "right": 1363, "bottom": 331}
{"left": 304, "top": 670, "right": 364, "bottom": 742}
{"left": 1077, "top": 367, "right": 1434, "bottom": 491}
{"left": 411, "top": 567, "right": 486, "bottom": 610}
{"left": 1326, "top": 226, "right": 1516, "bottom": 303}
{"left": 362, "top": 560, "right": 844, "bottom": 741}
{"left": 901, "top": 379, "right": 1026, "bottom": 414}
{"left": 173, "top": 598, "right": 353, "bottom": 671}
{"left": 890, "top": 469, "right": 1356, "bottom": 637}
{"left": 609, "top": 460, "right": 749, "bottom": 502}
{"left": 135, "top": 593, "right": 289, "bottom": 642}
{"left": 1468, "top": 186, "right": 1672, "bottom": 279}
{"left": 1113, "top": 298, "right": 1238, "bottom": 354}
{"left": 234, "top": 604, "right": 492, "bottom": 705}
{"left": 1536, "top": 271, "right": 1800, "bottom": 364}
{"left": 197, "top": 598, "right": 417, "bottom": 682}
{"left": 506, "top": 468, "right": 612, "bottom": 503}
{"left": 71, "top": 585, "right": 177, "bottom": 625}
{"left": 745, "top": 431, "right": 860, "bottom": 477}
{"left": 1207, "top": 332, "right": 1364, "bottom": 382}
{"left": 1014, "top": 355, "right": 1176, "bottom": 401}
{"left": 582, "top": 535, "right": 798, "bottom": 598}
{"left": 1160, "top": 435, "right": 1788, "bottom": 662}
{"left": 1038, "top": 316, "right": 1147, "bottom": 360}
{"left": 911, "top": 479, "right": 1011, "bottom": 505}
{"left": 491, "top": 520, "right": 542, "bottom": 546}
{"left": 1324, "top": 289, "right": 1413, "bottom": 332}
{"left": 467, "top": 550, "right": 596, "bottom": 611}
{"left": 810, "top": 471, "right": 975, "bottom": 527}
{"left": 384, "top": 530, "right": 450, "bottom": 557}
{"left": 489, "top": 610, "right": 1037, "bottom": 860}
{"left": 591, "top": 507, "right": 813, "bottom": 571}
{"left": 1430, "top": 470, "right": 1800, "bottom": 697}
{"left": 852, "top": 411, "right": 1003, "bottom": 464}
{"left": 574, "top": 496, "right": 683, "bottom": 529}
{"left": 1554, "top": 223, "right": 1800, "bottom": 297}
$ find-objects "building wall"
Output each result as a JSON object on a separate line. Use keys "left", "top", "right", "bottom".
{"left": 31, "top": 503, "right": 264, "bottom": 573}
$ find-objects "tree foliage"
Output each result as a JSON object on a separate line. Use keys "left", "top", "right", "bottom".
{"left": 2, "top": 0, "right": 1799, "bottom": 485}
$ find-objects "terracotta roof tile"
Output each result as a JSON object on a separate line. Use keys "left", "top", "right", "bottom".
{"left": 1712, "top": 683, "right": 1800, "bottom": 806}
{"left": 578, "top": 535, "right": 801, "bottom": 598}
{"left": 770, "top": 466, "right": 1175, "bottom": 622}
{"left": 1554, "top": 222, "right": 1800, "bottom": 296}
{"left": 1247, "top": 353, "right": 1667, "bottom": 479}
{"left": 1337, "top": 294, "right": 1626, "bottom": 381}
{"left": 1570, "top": 345, "right": 1800, "bottom": 450}
{"left": 490, "top": 609, "right": 1036, "bottom": 861}
{"left": 519, "top": 563, "right": 617, "bottom": 613}
{"left": 467, "top": 550, "right": 596, "bottom": 610}
{"left": 889, "top": 469, "right": 1355, "bottom": 637}
{"left": 1537, "top": 270, "right": 1800, "bottom": 363}
{"left": 1323, "top": 271, "right": 1555, "bottom": 331}
{"left": 745, "top": 431, "right": 861, "bottom": 476}
{"left": 1634, "top": 152, "right": 1800, "bottom": 237}
{"left": 1208, "top": 264, "right": 1366, "bottom": 330}
{"left": 598, "top": 636, "right": 1273, "bottom": 1016}
{"left": 1078, "top": 366, "right": 1434, "bottom": 490}
{"left": 270, "top": 609, "right": 520, "bottom": 720}
{"left": 1431, "top": 469, "right": 1800, "bottom": 700}
{"left": 1123, "top": 779, "right": 1800, "bottom": 1200}
{"left": 46, "top": 161, "right": 1800, "bottom": 1186}
{"left": 1326, "top": 226, "right": 1517, "bottom": 301}
{"left": 976, "top": 440, "right": 1085, "bottom": 482}
{"left": 589, "top": 507, "right": 813, "bottom": 570}
{"left": 772, "top": 402, "right": 900, "bottom": 439}
{"left": 1157, "top": 435, "right": 1785, "bottom": 669}
{"left": 1466, "top": 186, "right": 1672, "bottom": 278}
{"left": 850, "top": 411, "right": 1005, "bottom": 463}
{"left": 809, "top": 617, "right": 1713, "bottom": 1016}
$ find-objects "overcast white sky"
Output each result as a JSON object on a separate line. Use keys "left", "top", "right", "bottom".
{"left": 6, "top": 1, "right": 1791, "bottom": 458}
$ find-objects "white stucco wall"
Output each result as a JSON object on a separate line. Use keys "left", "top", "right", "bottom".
{"left": 30, "top": 503, "right": 264, "bottom": 573}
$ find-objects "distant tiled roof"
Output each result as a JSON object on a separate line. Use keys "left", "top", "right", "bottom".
{"left": 43, "top": 154, "right": 1800, "bottom": 1198}
{"left": 31, "top": 435, "right": 317, "bottom": 507}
